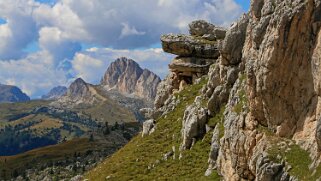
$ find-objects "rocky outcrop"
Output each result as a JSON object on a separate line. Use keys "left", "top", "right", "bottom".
{"left": 189, "top": 20, "right": 227, "bottom": 41}
{"left": 180, "top": 96, "right": 208, "bottom": 150}
{"left": 142, "top": 119, "right": 156, "bottom": 137}
{"left": 161, "top": 34, "right": 220, "bottom": 58}
{"left": 169, "top": 57, "right": 214, "bottom": 76}
{"left": 211, "top": 0, "right": 321, "bottom": 180}
{"left": 140, "top": 1, "right": 321, "bottom": 180}
{"left": 42, "top": 86, "right": 67, "bottom": 100}
{"left": 139, "top": 108, "right": 154, "bottom": 119}
{"left": 101, "top": 57, "right": 161, "bottom": 101}
{"left": 220, "top": 14, "right": 249, "bottom": 65}
{"left": 205, "top": 124, "right": 220, "bottom": 176}
{"left": 154, "top": 20, "right": 226, "bottom": 114}
{"left": 0, "top": 84, "right": 30, "bottom": 103}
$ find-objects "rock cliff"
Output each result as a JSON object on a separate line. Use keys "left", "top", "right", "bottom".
{"left": 87, "top": 1, "right": 321, "bottom": 180}
{"left": 101, "top": 57, "right": 161, "bottom": 101}
{"left": 0, "top": 84, "right": 30, "bottom": 103}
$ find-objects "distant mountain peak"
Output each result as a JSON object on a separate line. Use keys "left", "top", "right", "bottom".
{"left": 0, "top": 84, "right": 30, "bottom": 103}
{"left": 51, "top": 78, "right": 105, "bottom": 108}
{"left": 67, "top": 78, "right": 91, "bottom": 99}
{"left": 42, "top": 86, "right": 67, "bottom": 100}
{"left": 73, "top": 78, "right": 87, "bottom": 85}
{"left": 101, "top": 57, "right": 161, "bottom": 101}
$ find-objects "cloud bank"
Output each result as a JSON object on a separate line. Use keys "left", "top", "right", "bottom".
{"left": 0, "top": 0, "right": 245, "bottom": 98}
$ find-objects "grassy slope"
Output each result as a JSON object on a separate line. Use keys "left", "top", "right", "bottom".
{"left": 261, "top": 126, "right": 321, "bottom": 181}
{"left": 0, "top": 100, "right": 50, "bottom": 122}
{"left": 86, "top": 79, "right": 220, "bottom": 180}
{"left": 0, "top": 138, "right": 103, "bottom": 178}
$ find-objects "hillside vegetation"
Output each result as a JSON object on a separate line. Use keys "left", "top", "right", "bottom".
{"left": 86, "top": 78, "right": 220, "bottom": 180}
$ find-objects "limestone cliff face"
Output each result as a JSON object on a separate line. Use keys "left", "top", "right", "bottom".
{"left": 209, "top": 0, "right": 321, "bottom": 179}
{"left": 101, "top": 57, "right": 161, "bottom": 101}
{"left": 148, "top": 1, "right": 321, "bottom": 180}
{"left": 210, "top": 0, "right": 321, "bottom": 179}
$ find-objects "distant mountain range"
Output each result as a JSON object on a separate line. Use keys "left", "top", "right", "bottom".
{"left": 0, "top": 57, "right": 161, "bottom": 179}
{"left": 0, "top": 84, "right": 30, "bottom": 103}
{"left": 41, "top": 86, "right": 67, "bottom": 100}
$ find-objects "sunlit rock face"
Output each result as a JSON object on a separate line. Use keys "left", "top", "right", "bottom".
{"left": 101, "top": 57, "right": 161, "bottom": 101}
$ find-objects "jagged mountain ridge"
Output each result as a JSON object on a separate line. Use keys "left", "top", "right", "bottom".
{"left": 0, "top": 84, "right": 30, "bottom": 103}
{"left": 41, "top": 86, "right": 67, "bottom": 100}
{"left": 101, "top": 57, "right": 161, "bottom": 101}
{"left": 86, "top": 1, "right": 321, "bottom": 180}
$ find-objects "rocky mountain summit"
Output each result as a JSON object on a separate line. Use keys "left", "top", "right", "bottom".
{"left": 87, "top": 0, "right": 321, "bottom": 180}
{"left": 0, "top": 84, "right": 30, "bottom": 103}
{"left": 101, "top": 57, "right": 161, "bottom": 101}
{"left": 41, "top": 86, "right": 67, "bottom": 100}
{"left": 51, "top": 78, "right": 106, "bottom": 108}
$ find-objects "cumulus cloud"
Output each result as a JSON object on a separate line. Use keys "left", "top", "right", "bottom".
{"left": 0, "top": 0, "right": 245, "bottom": 98}
{"left": 32, "top": 0, "right": 243, "bottom": 49}
{"left": 39, "top": 26, "right": 81, "bottom": 63}
{"left": 0, "top": 0, "right": 39, "bottom": 59}
{"left": 0, "top": 51, "right": 68, "bottom": 97}
{"left": 119, "top": 23, "right": 146, "bottom": 39}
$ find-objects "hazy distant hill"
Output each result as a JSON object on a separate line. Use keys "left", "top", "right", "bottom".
{"left": 41, "top": 86, "right": 67, "bottom": 100}
{"left": 0, "top": 84, "right": 30, "bottom": 103}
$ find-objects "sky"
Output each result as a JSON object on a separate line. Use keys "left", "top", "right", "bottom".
{"left": 0, "top": 0, "right": 250, "bottom": 98}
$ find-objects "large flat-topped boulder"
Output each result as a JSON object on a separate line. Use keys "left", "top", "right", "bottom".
{"left": 169, "top": 57, "right": 214, "bottom": 74}
{"left": 161, "top": 34, "right": 220, "bottom": 58}
{"left": 189, "top": 20, "right": 227, "bottom": 40}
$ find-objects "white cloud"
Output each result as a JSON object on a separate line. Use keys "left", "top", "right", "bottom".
{"left": 0, "top": 0, "right": 39, "bottom": 59}
{"left": 0, "top": 0, "right": 245, "bottom": 98}
{"left": 119, "top": 23, "right": 146, "bottom": 39}
{"left": 39, "top": 26, "right": 81, "bottom": 63}
{"left": 32, "top": 0, "right": 243, "bottom": 49}
{"left": 72, "top": 53, "right": 104, "bottom": 83}
{"left": 0, "top": 51, "right": 68, "bottom": 97}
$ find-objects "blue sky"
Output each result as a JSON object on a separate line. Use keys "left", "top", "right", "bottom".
{"left": 0, "top": 0, "right": 249, "bottom": 98}
{"left": 236, "top": 0, "right": 250, "bottom": 11}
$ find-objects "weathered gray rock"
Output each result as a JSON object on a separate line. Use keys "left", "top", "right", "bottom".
{"left": 255, "top": 155, "right": 293, "bottom": 181}
{"left": 220, "top": 14, "right": 249, "bottom": 65}
{"left": 205, "top": 125, "right": 220, "bottom": 176}
{"left": 139, "top": 108, "right": 154, "bottom": 119}
{"left": 142, "top": 119, "right": 156, "bottom": 137}
{"left": 181, "top": 96, "right": 208, "bottom": 150}
{"left": 189, "top": 20, "right": 215, "bottom": 36}
{"left": 189, "top": 20, "right": 227, "bottom": 40}
{"left": 163, "top": 150, "right": 174, "bottom": 161}
{"left": 154, "top": 72, "right": 179, "bottom": 109}
{"left": 161, "top": 34, "right": 220, "bottom": 58}
{"left": 250, "top": 0, "right": 264, "bottom": 18}
{"left": 169, "top": 57, "right": 215, "bottom": 74}
{"left": 316, "top": 117, "right": 321, "bottom": 151}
